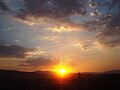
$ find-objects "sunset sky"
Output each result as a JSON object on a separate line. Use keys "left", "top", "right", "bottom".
{"left": 0, "top": 0, "right": 120, "bottom": 72}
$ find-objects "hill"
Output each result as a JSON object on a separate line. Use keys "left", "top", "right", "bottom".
{"left": 104, "top": 70, "right": 120, "bottom": 74}
{"left": 0, "top": 69, "right": 120, "bottom": 90}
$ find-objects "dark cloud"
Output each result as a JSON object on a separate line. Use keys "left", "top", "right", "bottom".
{"left": 16, "top": 0, "right": 119, "bottom": 48}
{"left": 0, "top": 0, "right": 119, "bottom": 48}
{"left": 20, "top": 56, "right": 59, "bottom": 67}
{"left": 0, "top": 0, "right": 9, "bottom": 11}
{"left": 96, "top": 13, "right": 120, "bottom": 48}
{"left": 107, "top": 0, "right": 120, "bottom": 10}
{"left": 89, "top": 0, "right": 101, "bottom": 8}
{"left": 97, "top": 35, "right": 120, "bottom": 48}
{"left": 16, "top": 0, "right": 86, "bottom": 19}
{"left": 81, "top": 41, "right": 93, "bottom": 50}
{"left": 81, "top": 0, "right": 120, "bottom": 47}
{"left": 0, "top": 45, "right": 33, "bottom": 58}
{"left": 81, "top": 11, "right": 120, "bottom": 48}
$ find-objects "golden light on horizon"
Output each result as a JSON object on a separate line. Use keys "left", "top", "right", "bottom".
{"left": 53, "top": 65, "right": 72, "bottom": 77}
{"left": 47, "top": 25, "right": 80, "bottom": 32}
{"left": 58, "top": 68, "right": 67, "bottom": 76}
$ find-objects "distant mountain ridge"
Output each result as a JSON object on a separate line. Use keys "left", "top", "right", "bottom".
{"left": 0, "top": 69, "right": 120, "bottom": 77}
{"left": 0, "top": 69, "right": 120, "bottom": 90}
{"left": 0, "top": 69, "right": 55, "bottom": 79}
{"left": 104, "top": 70, "right": 120, "bottom": 74}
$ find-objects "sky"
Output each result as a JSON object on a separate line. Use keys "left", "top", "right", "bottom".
{"left": 0, "top": 0, "right": 120, "bottom": 72}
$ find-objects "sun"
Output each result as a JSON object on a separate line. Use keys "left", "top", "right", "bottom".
{"left": 53, "top": 65, "right": 71, "bottom": 77}
{"left": 58, "top": 68, "right": 66, "bottom": 76}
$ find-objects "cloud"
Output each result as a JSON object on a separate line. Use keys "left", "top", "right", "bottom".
{"left": 0, "top": 45, "right": 33, "bottom": 58}
{"left": 107, "top": 0, "right": 120, "bottom": 10}
{"left": 19, "top": 47, "right": 60, "bottom": 67}
{"left": 5, "top": 0, "right": 120, "bottom": 48}
{"left": 20, "top": 55, "right": 59, "bottom": 67}
{"left": 1, "top": 0, "right": 119, "bottom": 48}
{"left": 73, "top": 40, "right": 94, "bottom": 50}
{"left": 89, "top": 0, "right": 101, "bottom": 8}
{"left": 90, "top": 10, "right": 100, "bottom": 16}
{"left": 15, "top": 0, "right": 86, "bottom": 20}
{"left": 0, "top": 0, "right": 9, "bottom": 11}
{"left": 46, "top": 22, "right": 81, "bottom": 32}
{"left": 80, "top": 12, "right": 120, "bottom": 48}
{"left": 96, "top": 13, "right": 120, "bottom": 48}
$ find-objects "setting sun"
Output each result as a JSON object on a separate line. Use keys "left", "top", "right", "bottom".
{"left": 58, "top": 68, "right": 66, "bottom": 76}
{"left": 53, "top": 65, "right": 72, "bottom": 77}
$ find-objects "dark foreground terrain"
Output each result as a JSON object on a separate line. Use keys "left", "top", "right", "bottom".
{"left": 0, "top": 70, "right": 120, "bottom": 90}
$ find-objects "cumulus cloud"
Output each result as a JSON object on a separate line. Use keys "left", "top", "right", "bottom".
{"left": 107, "top": 0, "right": 120, "bottom": 10}
{"left": 80, "top": 11, "right": 120, "bottom": 48}
{"left": 20, "top": 55, "right": 59, "bottom": 67}
{"left": 16, "top": 0, "right": 86, "bottom": 19}
{"left": 89, "top": 0, "right": 101, "bottom": 8}
{"left": 0, "top": 44, "right": 60, "bottom": 69}
{"left": 0, "top": 0, "right": 9, "bottom": 11}
{"left": 1, "top": 0, "right": 120, "bottom": 48}
{"left": 90, "top": 10, "right": 100, "bottom": 16}
{"left": 73, "top": 40, "right": 94, "bottom": 50}
{"left": 0, "top": 45, "right": 33, "bottom": 58}
{"left": 18, "top": 47, "right": 60, "bottom": 67}
{"left": 96, "top": 13, "right": 120, "bottom": 48}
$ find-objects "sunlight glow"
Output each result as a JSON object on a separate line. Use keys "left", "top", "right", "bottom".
{"left": 58, "top": 68, "right": 66, "bottom": 75}
{"left": 47, "top": 25, "right": 80, "bottom": 32}
{"left": 53, "top": 65, "right": 72, "bottom": 77}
